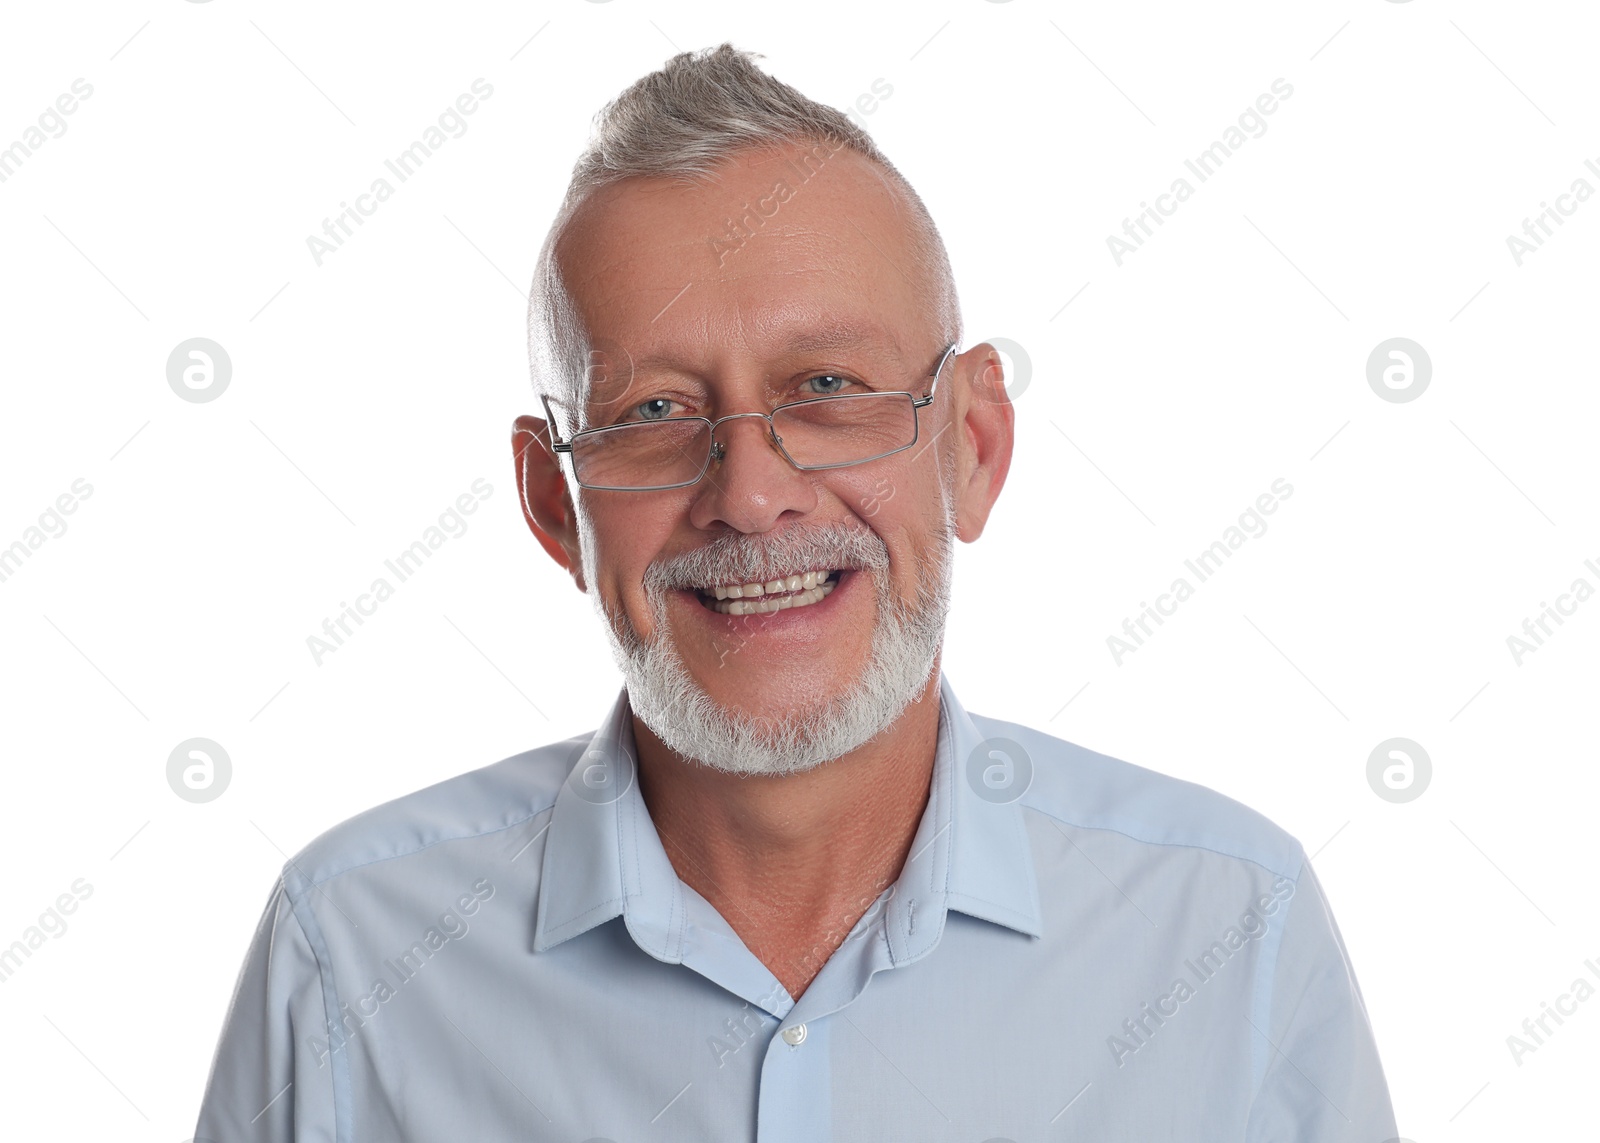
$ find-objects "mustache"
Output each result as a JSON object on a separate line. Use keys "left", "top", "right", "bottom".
{"left": 643, "top": 520, "right": 888, "bottom": 592}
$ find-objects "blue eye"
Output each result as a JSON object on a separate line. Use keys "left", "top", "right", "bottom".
{"left": 803, "top": 375, "right": 851, "bottom": 396}
{"left": 633, "top": 397, "right": 678, "bottom": 421}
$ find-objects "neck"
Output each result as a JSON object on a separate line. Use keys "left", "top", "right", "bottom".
{"left": 631, "top": 666, "right": 943, "bottom": 997}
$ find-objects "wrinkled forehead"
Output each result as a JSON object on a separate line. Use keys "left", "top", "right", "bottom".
{"left": 552, "top": 143, "right": 933, "bottom": 412}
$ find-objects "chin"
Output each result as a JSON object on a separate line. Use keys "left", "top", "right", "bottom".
{"left": 691, "top": 668, "right": 856, "bottom": 727}
{"left": 620, "top": 621, "right": 940, "bottom": 778}
{"left": 602, "top": 523, "right": 955, "bottom": 776}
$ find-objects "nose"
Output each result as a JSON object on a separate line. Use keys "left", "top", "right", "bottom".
{"left": 705, "top": 411, "right": 777, "bottom": 466}
{"left": 688, "top": 413, "right": 817, "bottom": 533}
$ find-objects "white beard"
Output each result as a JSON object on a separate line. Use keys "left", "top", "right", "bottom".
{"left": 582, "top": 513, "right": 955, "bottom": 777}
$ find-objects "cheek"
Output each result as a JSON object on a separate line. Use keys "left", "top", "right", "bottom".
{"left": 583, "top": 497, "right": 686, "bottom": 604}
{"left": 886, "top": 500, "right": 954, "bottom": 590}
{"left": 836, "top": 465, "right": 938, "bottom": 529}
{"left": 830, "top": 450, "right": 946, "bottom": 515}
{"left": 828, "top": 469, "right": 897, "bottom": 522}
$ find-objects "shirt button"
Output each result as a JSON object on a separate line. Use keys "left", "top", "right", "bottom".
{"left": 781, "top": 1023, "right": 807, "bottom": 1046}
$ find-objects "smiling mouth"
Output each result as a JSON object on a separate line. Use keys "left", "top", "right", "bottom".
{"left": 692, "top": 570, "right": 844, "bottom": 615}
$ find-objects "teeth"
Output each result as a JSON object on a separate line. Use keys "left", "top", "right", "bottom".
{"left": 699, "top": 569, "right": 835, "bottom": 601}
{"left": 705, "top": 579, "right": 837, "bottom": 616}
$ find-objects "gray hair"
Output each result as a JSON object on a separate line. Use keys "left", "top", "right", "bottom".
{"left": 526, "top": 42, "right": 961, "bottom": 413}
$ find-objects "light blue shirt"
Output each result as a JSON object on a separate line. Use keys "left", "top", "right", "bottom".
{"left": 196, "top": 674, "right": 1396, "bottom": 1141}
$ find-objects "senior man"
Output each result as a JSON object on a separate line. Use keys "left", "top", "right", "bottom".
{"left": 197, "top": 44, "right": 1397, "bottom": 1142}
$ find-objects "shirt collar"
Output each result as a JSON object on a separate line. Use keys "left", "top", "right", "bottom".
{"left": 532, "top": 672, "right": 1043, "bottom": 960}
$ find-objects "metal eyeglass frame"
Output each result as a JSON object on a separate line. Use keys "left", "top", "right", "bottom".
{"left": 540, "top": 341, "right": 959, "bottom": 492}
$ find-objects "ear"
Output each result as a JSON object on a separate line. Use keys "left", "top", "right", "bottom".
{"left": 949, "top": 343, "right": 1015, "bottom": 543}
{"left": 512, "top": 414, "right": 587, "bottom": 592}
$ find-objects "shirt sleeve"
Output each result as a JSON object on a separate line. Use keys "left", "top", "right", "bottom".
{"left": 1245, "top": 859, "right": 1398, "bottom": 1142}
{"left": 195, "top": 876, "right": 340, "bottom": 1143}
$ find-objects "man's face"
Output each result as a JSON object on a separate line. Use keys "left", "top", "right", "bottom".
{"left": 526, "top": 141, "right": 1006, "bottom": 773}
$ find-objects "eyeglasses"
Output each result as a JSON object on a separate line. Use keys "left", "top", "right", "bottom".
{"left": 541, "top": 342, "right": 958, "bottom": 491}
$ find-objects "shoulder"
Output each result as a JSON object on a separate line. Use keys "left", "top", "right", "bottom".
{"left": 971, "top": 710, "right": 1307, "bottom": 881}
{"left": 281, "top": 730, "right": 592, "bottom": 892}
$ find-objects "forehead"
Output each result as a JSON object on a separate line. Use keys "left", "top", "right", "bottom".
{"left": 554, "top": 142, "right": 929, "bottom": 372}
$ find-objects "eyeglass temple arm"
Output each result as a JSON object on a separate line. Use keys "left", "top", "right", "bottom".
{"left": 913, "top": 342, "right": 959, "bottom": 409}
{"left": 539, "top": 393, "right": 575, "bottom": 452}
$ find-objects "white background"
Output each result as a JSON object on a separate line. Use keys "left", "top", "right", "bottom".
{"left": 1, "top": 1, "right": 1596, "bottom": 1139}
